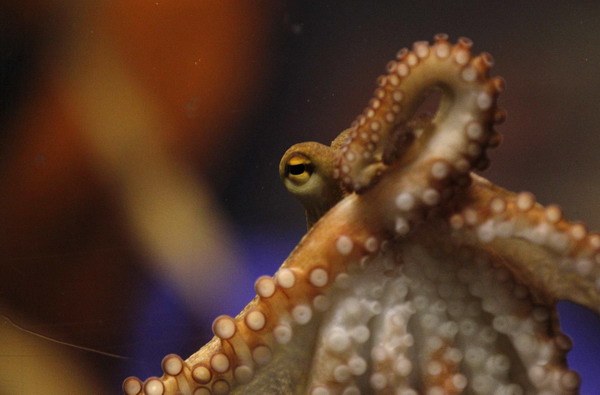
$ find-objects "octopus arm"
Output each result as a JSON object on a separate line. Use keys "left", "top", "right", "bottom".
{"left": 449, "top": 174, "right": 600, "bottom": 314}
{"left": 123, "top": 194, "right": 386, "bottom": 394}
{"left": 123, "top": 35, "right": 594, "bottom": 395}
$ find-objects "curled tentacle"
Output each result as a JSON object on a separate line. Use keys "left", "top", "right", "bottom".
{"left": 336, "top": 35, "right": 504, "bottom": 217}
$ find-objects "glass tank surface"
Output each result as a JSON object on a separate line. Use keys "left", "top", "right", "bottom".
{"left": 0, "top": 1, "right": 599, "bottom": 393}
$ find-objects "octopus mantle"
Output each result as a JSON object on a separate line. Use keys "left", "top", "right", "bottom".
{"left": 124, "top": 35, "right": 600, "bottom": 394}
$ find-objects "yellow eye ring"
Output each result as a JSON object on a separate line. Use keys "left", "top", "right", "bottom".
{"left": 285, "top": 154, "right": 313, "bottom": 185}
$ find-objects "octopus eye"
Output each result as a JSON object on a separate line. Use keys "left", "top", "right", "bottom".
{"left": 289, "top": 163, "right": 307, "bottom": 175}
{"left": 285, "top": 154, "right": 313, "bottom": 185}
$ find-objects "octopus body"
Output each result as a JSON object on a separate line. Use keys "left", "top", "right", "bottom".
{"left": 123, "top": 35, "right": 600, "bottom": 394}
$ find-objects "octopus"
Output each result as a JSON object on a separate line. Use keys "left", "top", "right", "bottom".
{"left": 123, "top": 35, "right": 600, "bottom": 394}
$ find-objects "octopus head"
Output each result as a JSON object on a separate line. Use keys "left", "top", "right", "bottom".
{"left": 279, "top": 140, "right": 345, "bottom": 228}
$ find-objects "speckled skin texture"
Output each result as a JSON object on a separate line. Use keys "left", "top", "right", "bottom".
{"left": 123, "top": 35, "right": 599, "bottom": 395}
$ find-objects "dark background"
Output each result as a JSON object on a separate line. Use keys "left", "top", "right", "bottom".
{"left": 1, "top": 1, "right": 599, "bottom": 393}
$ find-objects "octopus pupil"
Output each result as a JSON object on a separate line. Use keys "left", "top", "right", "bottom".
{"left": 289, "top": 164, "right": 306, "bottom": 175}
